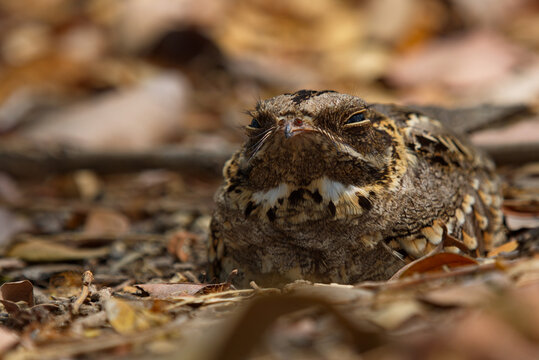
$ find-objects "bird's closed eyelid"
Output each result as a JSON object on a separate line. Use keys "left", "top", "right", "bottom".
{"left": 245, "top": 110, "right": 276, "bottom": 129}
{"left": 344, "top": 110, "right": 371, "bottom": 127}
{"left": 247, "top": 118, "right": 262, "bottom": 129}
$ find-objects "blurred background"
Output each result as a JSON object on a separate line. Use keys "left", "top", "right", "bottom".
{"left": 0, "top": 0, "right": 538, "bottom": 152}
{"left": 1, "top": 2, "right": 539, "bottom": 359}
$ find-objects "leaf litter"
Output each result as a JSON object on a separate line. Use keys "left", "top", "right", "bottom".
{"left": 0, "top": 0, "right": 538, "bottom": 359}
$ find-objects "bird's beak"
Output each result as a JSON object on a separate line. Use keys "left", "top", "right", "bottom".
{"left": 284, "top": 120, "right": 315, "bottom": 139}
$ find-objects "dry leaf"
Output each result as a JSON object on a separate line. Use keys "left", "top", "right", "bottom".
{"left": 471, "top": 118, "right": 539, "bottom": 146}
{"left": 49, "top": 271, "right": 84, "bottom": 298}
{"left": 192, "top": 294, "right": 383, "bottom": 360}
{"left": 391, "top": 252, "right": 478, "bottom": 279}
{"left": 105, "top": 298, "right": 150, "bottom": 334}
{"left": 105, "top": 298, "right": 168, "bottom": 335}
{"left": 0, "top": 280, "right": 34, "bottom": 306}
{"left": 19, "top": 73, "right": 189, "bottom": 151}
{"left": 7, "top": 239, "right": 109, "bottom": 262}
{"left": 83, "top": 208, "right": 130, "bottom": 236}
{"left": 0, "top": 300, "right": 21, "bottom": 316}
{"left": 387, "top": 30, "right": 526, "bottom": 90}
{"left": 166, "top": 231, "right": 200, "bottom": 262}
{"left": 135, "top": 282, "right": 231, "bottom": 299}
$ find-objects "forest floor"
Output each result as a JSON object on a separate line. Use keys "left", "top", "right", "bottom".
{"left": 1, "top": 1, "right": 539, "bottom": 359}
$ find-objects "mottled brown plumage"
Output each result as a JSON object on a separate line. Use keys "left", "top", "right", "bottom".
{"left": 208, "top": 90, "right": 505, "bottom": 288}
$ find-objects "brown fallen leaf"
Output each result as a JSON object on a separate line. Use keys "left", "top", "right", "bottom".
{"left": 19, "top": 73, "right": 189, "bottom": 151}
{"left": 0, "top": 289, "right": 59, "bottom": 326}
{"left": 105, "top": 298, "right": 150, "bottom": 335}
{"left": 7, "top": 238, "right": 109, "bottom": 262}
{"left": 390, "top": 252, "right": 479, "bottom": 280}
{"left": 135, "top": 282, "right": 231, "bottom": 299}
{"left": 0, "top": 279, "right": 34, "bottom": 306}
{"left": 104, "top": 298, "right": 168, "bottom": 335}
{"left": 49, "top": 271, "right": 84, "bottom": 298}
{"left": 0, "top": 299, "right": 21, "bottom": 316}
{"left": 83, "top": 208, "right": 130, "bottom": 236}
{"left": 387, "top": 30, "right": 526, "bottom": 90}
{"left": 188, "top": 294, "right": 384, "bottom": 360}
{"left": 166, "top": 230, "right": 200, "bottom": 262}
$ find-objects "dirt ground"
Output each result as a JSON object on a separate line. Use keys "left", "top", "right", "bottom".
{"left": 0, "top": 1, "right": 538, "bottom": 359}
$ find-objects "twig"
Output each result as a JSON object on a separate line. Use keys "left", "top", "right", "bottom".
{"left": 72, "top": 270, "right": 94, "bottom": 315}
{"left": 0, "top": 146, "right": 234, "bottom": 178}
{"left": 479, "top": 143, "right": 539, "bottom": 166}
{"left": 0, "top": 141, "right": 537, "bottom": 179}
{"left": 407, "top": 103, "right": 532, "bottom": 134}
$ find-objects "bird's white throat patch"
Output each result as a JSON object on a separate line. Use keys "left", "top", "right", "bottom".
{"left": 252, "top": 177, "right": 368, "bottom": 211}
{"left": 318, "top": 177, "right": 366, "bottom": 203}
{"left": 252, "top": 183, "right": 289, "bottom": 205}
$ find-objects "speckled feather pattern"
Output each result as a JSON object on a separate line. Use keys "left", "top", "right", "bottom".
{"left": 208, "top": 90, "right": 506, "bottom": 288}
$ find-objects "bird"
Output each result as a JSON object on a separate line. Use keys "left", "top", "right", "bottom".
{"left": 208, "top": 90, "right": 506, "bottom": 288}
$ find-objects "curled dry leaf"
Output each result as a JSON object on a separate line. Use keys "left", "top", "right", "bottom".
{"left": 0, "top": 279, "right": 34, "bottom": 306}
{"left": 390, "top": 252, "right": 479, "bottom": 280}
{"left": 0, "top": 300, "right": 21, "bottom": 316}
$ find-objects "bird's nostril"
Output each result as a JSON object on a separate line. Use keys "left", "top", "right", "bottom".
{"left": 294, "top": 119, "right": 303, "bottom": 126}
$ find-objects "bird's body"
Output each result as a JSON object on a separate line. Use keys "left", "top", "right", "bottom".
{"left": 208, "top": 90, "right": 505, "bottom": 288}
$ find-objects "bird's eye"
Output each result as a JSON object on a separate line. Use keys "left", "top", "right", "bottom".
{"left": 249, "top": 118, "right": 261, "bottom": 128}
{"left": 345, "top": 112, "right": 368, "bottom": 125}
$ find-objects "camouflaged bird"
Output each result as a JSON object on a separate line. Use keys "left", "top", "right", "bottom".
{"left": 208, "top": 90, "right": 505, "bottom": 288}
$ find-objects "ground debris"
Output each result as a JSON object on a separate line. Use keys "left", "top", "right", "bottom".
{"left": 0, "top": 1, "right": 538, "bottom": 359}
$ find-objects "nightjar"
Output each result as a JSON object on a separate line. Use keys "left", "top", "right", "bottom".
{"left": 208, "top": 90, "right": 505, "bottom": 288}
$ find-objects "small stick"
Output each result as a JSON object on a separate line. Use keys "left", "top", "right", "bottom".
{"left": 72, "top": 270, "right": 94, "bottom": 315}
